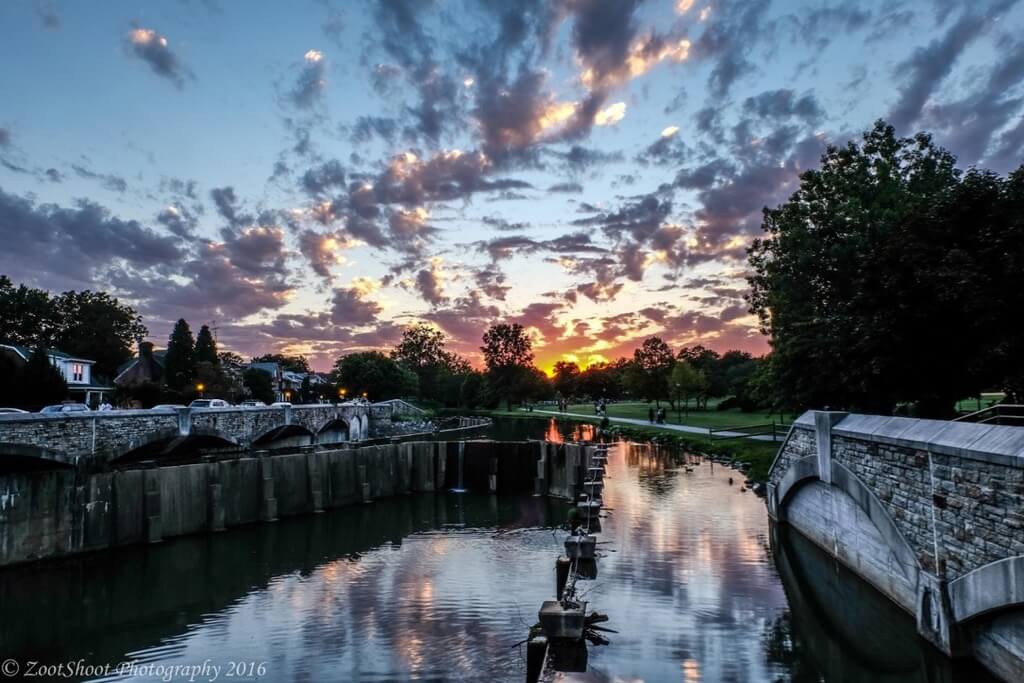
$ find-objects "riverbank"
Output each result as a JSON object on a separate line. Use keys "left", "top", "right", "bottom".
{"left": 468, "top": 410, "right": 780, "bottom": 482}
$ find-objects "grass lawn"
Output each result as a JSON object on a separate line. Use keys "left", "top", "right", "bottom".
{"left": 560, "top": 401, "right": 792, "bottom": 431}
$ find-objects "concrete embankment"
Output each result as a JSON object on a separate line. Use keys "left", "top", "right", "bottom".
{"left": 0, "top": 439, "right": 593, "bottom": 567}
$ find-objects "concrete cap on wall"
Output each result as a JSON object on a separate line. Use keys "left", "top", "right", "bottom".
{"left": 823, "top": 412, "right": 1024, "bottom": 465}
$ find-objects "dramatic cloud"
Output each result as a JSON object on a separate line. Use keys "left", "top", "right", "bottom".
{"left": 0, "top": 188, "right": 182, "bottom": 288}
{"left": 6, "top": 1, "right": 1020, "bottom": 366}
{"left": 291, "top": 49, "right": 327, "bottom": 109}
{"left": 887, "top": 5, "right": 1011, "bottom": 129}
{"left": 126, "top": 26, "right": 190, "bottom": 88}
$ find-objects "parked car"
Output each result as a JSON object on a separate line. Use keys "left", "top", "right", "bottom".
{"left": 40, "top": 403, "right": 90, "bottom": 413}
{"left": 0, "top": 407, "right": 29, "bottom": 414}
{"left": 151, "top": 404, "right": 187, "bottom": 410}
{"left": 240, "top": 400, "right": 266, "bottom": 407}
{"left": 189, "top": 398, "right": 231, "bottom": 408}
{"left": 270, "top": 401, "right": 292, "bottom": 407}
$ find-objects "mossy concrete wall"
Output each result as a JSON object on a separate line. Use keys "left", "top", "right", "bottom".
{"left": 0, "top": 439, "right": 591, "bottom": 568}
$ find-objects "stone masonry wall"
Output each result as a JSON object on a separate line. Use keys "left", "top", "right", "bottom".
{"left": 768, "top": 425, "right": 815, "bottom": 488}
{"left": 771, "top": 414, "right": 1024, "bottom": 582}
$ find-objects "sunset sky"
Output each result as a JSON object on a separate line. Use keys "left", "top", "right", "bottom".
{"left": 1, "top": 0, "right": 1022, "bottom": 372}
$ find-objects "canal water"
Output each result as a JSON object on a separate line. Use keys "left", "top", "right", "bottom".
{"left": 0, "top": 418, "right": 995, "bottom": 682}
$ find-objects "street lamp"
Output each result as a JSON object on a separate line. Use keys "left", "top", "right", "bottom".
{"left": 196, "top": 382, "right": 205, "bottom": 397}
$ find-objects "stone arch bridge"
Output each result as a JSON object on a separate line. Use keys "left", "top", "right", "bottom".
{"left": 768, "top": 410, "right": 1024, "bottom": 682}
{"left": 0, "top": 403, "right": 392, "bottom": 470}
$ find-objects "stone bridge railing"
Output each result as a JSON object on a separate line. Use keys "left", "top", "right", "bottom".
{"left": 767, "top": 410, "right": 1024, "bottom": 681}
{"left": 0, "top": 402, "right": 392, "bottom": 469}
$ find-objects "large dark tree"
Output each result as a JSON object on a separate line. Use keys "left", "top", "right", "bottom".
{"left": 332, "top": 351, "right": 418, "bottom": 401}
{"left": 163, "top": 319, "right": 196, "bottom": 391}
{"left": 391, "top": 324, "right": 466, "bottom": 402}
{"left": 52, "top": 290, "right": 147, "bottom": 381}
{"left": 749, "top": 120, "right": 1024, "bottom": 416}
{"left": 195, "top": 325, "right": 219, "bottom": 365}
{"left": 19, "top": 347, "right": 68, "bottom": 410}
{"left": 481, "top": 323, "right": 535, "bottom": 409}
{"left": 243, "top": 367, "right": 276, "bottom": 404}
{"left": 0, "top": 276, "right": 61, "bottom": 347}
{"left": 0, "top": 278, "right": 147, "bottom": 380}
{"left": 552, "top": 360, "right": 581, "bottom": 399}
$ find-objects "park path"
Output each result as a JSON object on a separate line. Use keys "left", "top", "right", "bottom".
{"left": 523, "top": 408, "right": 780, "bottom": 442}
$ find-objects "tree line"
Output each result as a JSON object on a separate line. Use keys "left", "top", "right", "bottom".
{"left": 332, "top": 322, "right": 770, "bottom": 414}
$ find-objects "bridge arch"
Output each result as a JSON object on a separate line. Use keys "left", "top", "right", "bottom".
{"left": 949, "top": 556, "right": 1024, "bottom": 623}
{"left": 317, "top": 416, "right": 352, "bottom": 444}
{"left": 112, "top": 427, "right": 242, "bottom": 463}
{"left": 776, "top": 457, "right": 920, "bottom": 588}
{"left": 0, "top": 442, "right": 75, "bottom": 469}
{"left": 251, "top": 424, "right": 315, "bottom": 448}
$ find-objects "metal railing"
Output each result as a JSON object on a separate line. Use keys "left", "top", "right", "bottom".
{"left": 707, "top": 421, "right": 793, "bottom": 442}
{"left": 953, "top": 404, "right": 1024, "bottom": 426}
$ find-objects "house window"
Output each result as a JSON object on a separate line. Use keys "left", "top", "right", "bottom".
{"left": 72, "top": 363, "right": 83, "bottom": 382}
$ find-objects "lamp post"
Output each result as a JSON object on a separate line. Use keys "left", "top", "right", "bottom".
{"left": 196, "top": 382, "right": 205, "bottom": 398}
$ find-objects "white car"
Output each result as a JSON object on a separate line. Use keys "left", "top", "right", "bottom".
{"left": 189, "top": 398, "right": 232, "bottom": 408}
{"left": 40, "top": 403, "right": 90, "bottom": 413}
{"left": 0, "top": 407, "right": 29, "bottom": 414}
{"left": 240, "top": 400, "right": 267, "bottom": 407}
{"left": 151, "top": 404, "right": 187, "bottom": 410}
{"left": 270, "top": 401, "right": 292, "bottom": 408}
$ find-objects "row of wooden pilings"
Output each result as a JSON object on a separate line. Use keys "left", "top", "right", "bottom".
{"left": 527, "top": 441, "right": 611, "bottom": 682}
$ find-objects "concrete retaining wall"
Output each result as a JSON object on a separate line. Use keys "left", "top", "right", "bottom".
{"left": 0, "top": 438, "right": 595, "bottom": 568}
{"left": 767, "top": 410, "right": 1024, "bottom": 681}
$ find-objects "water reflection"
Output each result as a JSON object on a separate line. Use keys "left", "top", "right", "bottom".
{"left": 0, "top": 422, "right": 989, "bottom": 682}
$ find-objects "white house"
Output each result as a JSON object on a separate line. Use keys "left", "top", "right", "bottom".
{"left": 0, "top": 343, "right": 112, "bottom": 406}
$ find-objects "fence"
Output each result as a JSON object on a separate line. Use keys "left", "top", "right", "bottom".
{"left": 707, "top": 421, "right": 792, "bottom": 442}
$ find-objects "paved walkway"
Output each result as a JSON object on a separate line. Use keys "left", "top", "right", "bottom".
{"left": 523, "top": 408, "right": 781, "bottom": 442}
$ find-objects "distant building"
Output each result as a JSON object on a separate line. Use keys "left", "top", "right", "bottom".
{"left": 0, "top": 343, "right": 112, "bottom": 407}
{"left": 246, "top": 363, "right": 328, "bottom": 402}
{"left": 114, "top": 341, "right": 165, "bottom": 387}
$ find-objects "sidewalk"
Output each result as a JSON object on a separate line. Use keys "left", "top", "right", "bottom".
{"left": 523, "top": 408, "right": 780, "bottom": 442}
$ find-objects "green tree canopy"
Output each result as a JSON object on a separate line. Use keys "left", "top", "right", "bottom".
{"left": 250, "top": 353, "right": 310, "bottom": 373}
{"left": 749, "top": 120, "right": 1024, "bottom": 416}
{"left": 630, "top": 336, "right": 675, "bottom": 406}
{"left": 163, "top": 319, "right": 196, "bottom": 391}
{"left": 391, "top": 324, "right": 468, "bottom": 402}
{"left": 670, "top": 361, "right": 706, "bottom": 418}
{"left": 332, "top": 351, "right": 418, "bottom": 401}
{"left": 481, "top": 324, "right": 535, "bottom": 409}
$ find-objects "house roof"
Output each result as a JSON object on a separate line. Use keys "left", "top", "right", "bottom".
{"left": 114, "top": 349, "right": 167, "bottom": 377}
{"left": 0, "top": 342, "right": 95, "bottom": 364}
